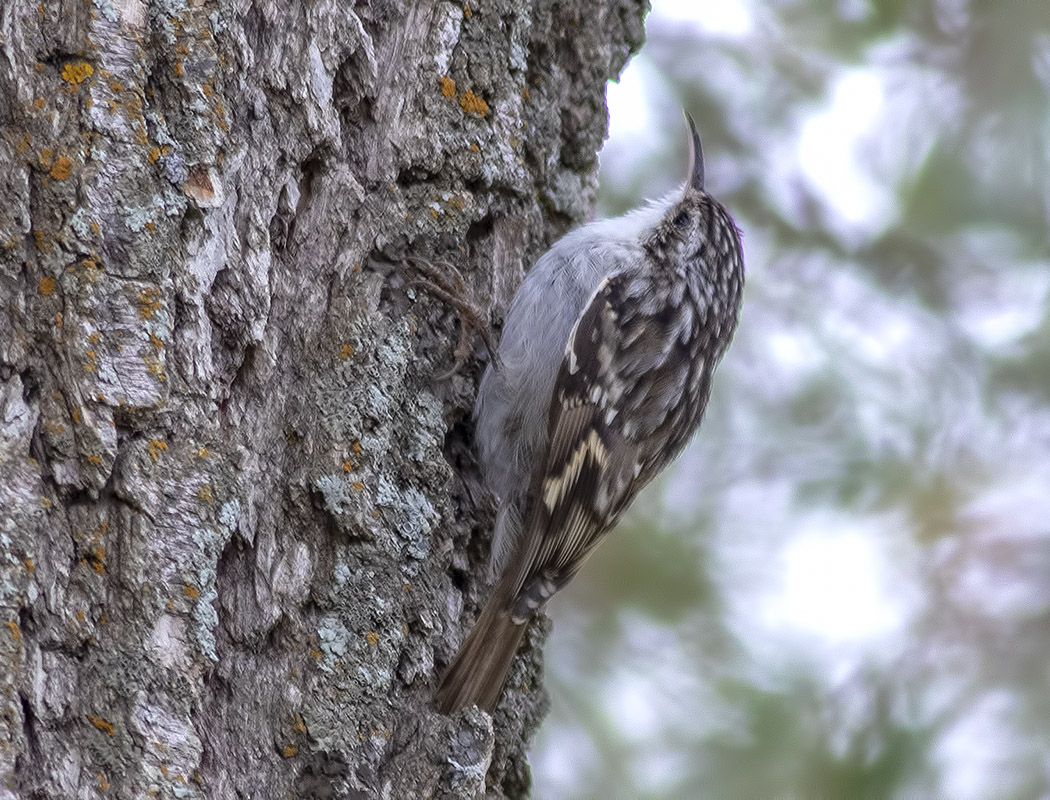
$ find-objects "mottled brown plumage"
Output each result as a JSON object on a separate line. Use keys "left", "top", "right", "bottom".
{"left": 436, "top": 113, "right": 744, "bottom": 713}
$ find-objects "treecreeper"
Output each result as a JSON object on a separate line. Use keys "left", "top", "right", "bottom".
{"left": 437, "top": 113, "right": 745, "bottom": 713}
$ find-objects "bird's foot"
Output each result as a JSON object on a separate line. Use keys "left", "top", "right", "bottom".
{"left": 406, "top": 257, "right": 501, "bottom": 378}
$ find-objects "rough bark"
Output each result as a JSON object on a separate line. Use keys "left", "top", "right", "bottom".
{"left": 0, "top": 0, "right": 646, "bottom": 797}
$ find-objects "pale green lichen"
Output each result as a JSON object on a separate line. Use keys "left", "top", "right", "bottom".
{"left": 93, "top": 0, "right": 118, "bottom": 23}
{"left": 191, "top": 583, "right": 219, "bottom": 661}
{"left": 123, "top": 206, "right": 157, "bottom": 234}
{"left": 218, "top": 499, "right": 240, "bottom": 537}
{"left": 314, "top": 473, "right": 355, "bottom": 516}
{"left": 68, "top": 207, "right": 97, "bottom": 240}
{"left": 316, "top": 616, "right": 351, "bottom": 672}
{"left": 375, "top": 477, "right": 436, "bottom": 562}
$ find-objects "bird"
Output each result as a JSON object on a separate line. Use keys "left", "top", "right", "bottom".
{"left": 435, "top": 112, "right": 745, "bottom": 713}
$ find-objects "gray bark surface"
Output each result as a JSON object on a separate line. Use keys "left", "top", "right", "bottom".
{"left": 0, "top": 0, "right": 646, "bottom": 797}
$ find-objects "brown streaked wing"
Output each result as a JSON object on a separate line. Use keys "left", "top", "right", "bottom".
{"left": 511, "top": 274, "right": 648, "bottom": 602}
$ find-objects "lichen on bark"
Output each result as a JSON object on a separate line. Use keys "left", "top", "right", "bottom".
{"left": 0, "top": 0, "right": 647, "bottom": 797}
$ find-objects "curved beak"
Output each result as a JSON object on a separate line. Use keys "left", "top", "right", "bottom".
{"left": 684, "top": 111, "right": 705, "bottom": 193}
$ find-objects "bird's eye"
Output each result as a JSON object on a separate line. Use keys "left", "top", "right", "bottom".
{"left": 672, "top": 210, "right": 690, "bottom": 229}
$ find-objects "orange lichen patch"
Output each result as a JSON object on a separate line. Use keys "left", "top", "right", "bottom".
{"left": 85, "top": 544, "right": 106, "bottom": 574}
{"left": 144, "top": 352, "right": 166, "bottom": 381}
{"left": 38, "top": 276, "right": 56, "bottom": 295}
{"left": 33, "top": 230, "right": 51, "bottom": 253}
{"left": 174, "top": 61, "right": 184, "bottom": 77}
{"left": 147, "top": 438, "right": 168, "bottom": 461}
{"left": 24, "top": 558, "right": 34, "bottom": 572}
{"left": 469, "top": 142, "right": 480, "bottom": 153}
{"left": 88, "top": 332, "right": 101, "bottom": 344}
{"left": 342, "top": 460, "right": 353, "bottom": 473}
{"left": 308, "top": 647, "right": 322, "bottom": 661}
{"left": 97, "top": 773, "right": 110, "bottom": 791}
{"left": 88, "top": 715, "right": 115, "bottom": 736}
{"left": 282, "top": 745, "right": 298, "bottom": 758}
{"left": 149, "top": 333, "right": 164, "bottom": 349}
{"left": 108, "top": 79, "right": 124, "bottom": 91}
{"left": 351, "top": 481, "right": 364, "bottom": 492}
{"left": 522, "top": 85, "right": 531, "bottom": 101}
{"left": 463, "top": 3, "right": 472, "bottom": 18}
{"left": 44, "top": 421, "right": 65, "bottom": 435}
{"left": 197, "top": 484, "right": 213, "bottom": 502}
{"left": 439, "top": 75, "right": 456, "bottom": 99}
{"left": 196, "top": 447, "right": 210, "bottom": 458}
{"left": 183, "top": 584, "right": 200, "bottom": 599}
{"left": 364, "top": 631, "right": 379, "bottom": 646}
{"left": 86, "top": 454, "right": 102, "bottom": 465}
{"left": 82, "top": 350, "right": 97, "bottom": 373}
{"left": 5, "top": 620, "right": 21, "bottom": 641}
{"left": 148, "top": 147, "right": 162, "bottom": 164}
{"left": 75, "top": 608, "right": 86, "bottom": 622}
{"left": 137, "top": 287, "right": 163, "bottom": 319}
{"left": 338, "top": 343, "right": 354, "bottom": 360}
{"left": 291, "top": 714, "right": 307, "bottom": 733}
{"left": 33, "top": 97, "right": 46, "bottom": 109}
{"left": 160, "top": 764, "right": 170, "bottom": 777}
{"left": 61, "top": 61, "right": 94, "bottom": 84}
{"left": 459, "top": 90, "right": 489, "bottom": 116}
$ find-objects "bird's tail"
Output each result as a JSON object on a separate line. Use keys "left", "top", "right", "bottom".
{"left": 435, "top": 575, "right": 528, "bottom": 713}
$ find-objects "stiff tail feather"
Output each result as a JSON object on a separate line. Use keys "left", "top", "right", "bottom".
{"left": 435, "top": 576, "right": 528, "bottom": 713}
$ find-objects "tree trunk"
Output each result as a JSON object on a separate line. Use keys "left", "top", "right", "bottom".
{"left": 0, "top": 0, "right": 645, "bottom": 797}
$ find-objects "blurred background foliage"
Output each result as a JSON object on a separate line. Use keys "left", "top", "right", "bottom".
{"left": 531, "top": 1, "right": 1050, "bottom": 797}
